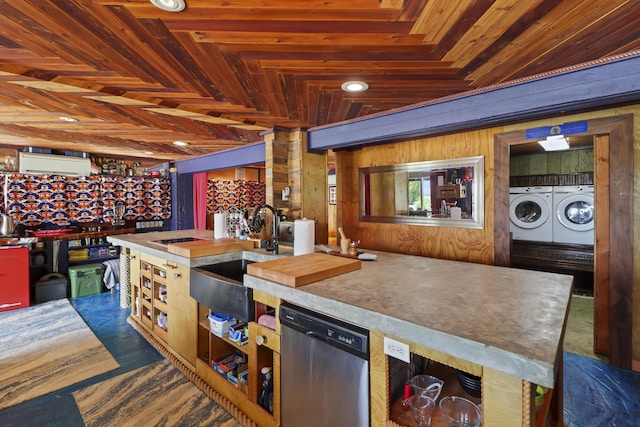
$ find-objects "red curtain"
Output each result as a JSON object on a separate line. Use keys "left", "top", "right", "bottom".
{"left": 193, "top": 172, "right": 208, "bottom": 229}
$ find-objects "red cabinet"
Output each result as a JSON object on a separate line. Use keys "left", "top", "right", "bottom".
{"left": 0, "top": 246, "right": 30, "bottom": 312}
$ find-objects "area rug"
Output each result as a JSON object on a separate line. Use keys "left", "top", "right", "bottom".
{"left": 73, "top": 359, "right": 240, "bottom": 427}
{"left": 0, "top": 298, "right": 120, "bottom": 410}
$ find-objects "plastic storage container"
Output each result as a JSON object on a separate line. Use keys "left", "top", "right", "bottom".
{"left": 69, "top": 263, "right": 105, "bottom": 297}
{"left": 208, "top": 312, "right": 236, "bottom": 337}
{"left": 35, "top": 273, "right": 68, "bottom": 303}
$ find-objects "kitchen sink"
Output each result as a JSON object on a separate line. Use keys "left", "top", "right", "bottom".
{"left": 190, "top": 258, "right": 256, "bottom": 322}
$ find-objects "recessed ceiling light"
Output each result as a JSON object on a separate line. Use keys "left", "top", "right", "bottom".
{"left": 149, "top": 0, "right": 186, "bottom": 12}
{"left": 59, "top": 116, "right": 78, "bottom": 122}
{"left": 173, "top": 141, "right": 189, "bottom": 147}
{"left": 341, "top": 81, "right": 369, "bottom": 93}
{"left": 538, "top": 135, "right": 570, "bottom": 151}
{"left": 144, "top": 151, "right": 154, "bottom": 155}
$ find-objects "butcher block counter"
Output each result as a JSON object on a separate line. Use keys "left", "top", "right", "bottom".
{"left": 107, "top": 229, "right": 279, "bottom": 266}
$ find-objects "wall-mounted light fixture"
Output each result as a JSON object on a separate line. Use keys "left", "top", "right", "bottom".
{"left": 150, "top": 0, "right": 186, "bottom": 12}
{"left": 341, "top": 81, "right": 369, "bottom": 93}
{"left": 538, "top": 135, "right": 570, "bottom": 151}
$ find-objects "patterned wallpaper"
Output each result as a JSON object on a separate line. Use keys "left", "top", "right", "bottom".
{"left": 207, "top": 179, "right": 265, "bottom": 213}
{"left": 1, "top": 173, "right": 171, "bottom": 226}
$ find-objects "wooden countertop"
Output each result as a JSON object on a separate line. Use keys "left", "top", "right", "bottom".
{"left": 244, "top": 248, "right": 573, "bottom": 389}
{"left": 28, "top": 228, "right": 135, "bottom": 241}
{"left": 107, "top": 229, "right": 282, "bottom": 267}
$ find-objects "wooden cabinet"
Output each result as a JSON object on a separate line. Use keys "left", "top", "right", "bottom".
{"left": 167, "top": 262, "right": 197, "bottom": 363}
{"left": 372, "top": 331, "right": 560, "bottom": 427}
{"left": 125, "top": 246, "right": 281, "bottom": 427}
{"left": 129, "top": 252, "right": 197, "bottom": 369}
{"left": 195, "top": 288, "right": 280, "bottom": 427}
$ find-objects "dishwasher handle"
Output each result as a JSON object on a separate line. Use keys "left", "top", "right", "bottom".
{"left": 305, "top": 330, "right": 330, "bottom": 343}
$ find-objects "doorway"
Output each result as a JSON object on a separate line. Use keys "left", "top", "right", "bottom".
{"left": 494, "top": 114, "right": 634, "bottom": 369}
{"left": 508, "top": 137, "right": 595, "bottom": 296}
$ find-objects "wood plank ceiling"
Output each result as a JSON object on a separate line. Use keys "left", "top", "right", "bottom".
{"left": 0, "top": 0, "right": 638, "bottom": 162}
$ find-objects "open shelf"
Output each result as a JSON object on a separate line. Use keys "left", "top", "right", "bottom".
{"left": 389, "top": 360, "right": 482, "bottom": 427}
{"left": 195, "top": 290, "right": 280, "bottom": 427}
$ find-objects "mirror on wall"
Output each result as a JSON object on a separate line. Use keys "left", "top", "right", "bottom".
{"left": 359, "top": 156, "right": 484, "bottom": 229}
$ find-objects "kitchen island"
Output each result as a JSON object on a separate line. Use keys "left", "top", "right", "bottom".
{"left": 244, "top": 249, "right": 573, "bottom": 427}
{"left": 110, "top": 230, "right": 572, "bottom": 427}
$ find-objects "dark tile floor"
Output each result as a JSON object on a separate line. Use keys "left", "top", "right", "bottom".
{"left": 1, "top": 291, "right": 639, "bottom": 426}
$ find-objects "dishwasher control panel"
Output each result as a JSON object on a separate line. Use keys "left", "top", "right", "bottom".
{"left": 280, "top": 302, "right": 369, "bottom": 357}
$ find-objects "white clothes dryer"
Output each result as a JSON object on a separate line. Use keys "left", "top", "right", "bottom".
{"left": 552, "top": 185, "right": 595, "bottom": 245}
{"left": 509, "top": 186, "right": 553, "bottom": 242}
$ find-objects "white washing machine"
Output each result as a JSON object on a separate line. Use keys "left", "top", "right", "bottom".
{"left": 552, "top": 185, "right": 595, "bottom": 245}
{"left": 509, "top": 186, "right": 553, "bottom": 242}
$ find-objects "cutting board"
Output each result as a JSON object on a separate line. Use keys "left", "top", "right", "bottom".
{"left": 167, "top": 238, "right": 255, "bottom": 258}
{"left": 246, "top": 252, "right": 361, "bottom": 287}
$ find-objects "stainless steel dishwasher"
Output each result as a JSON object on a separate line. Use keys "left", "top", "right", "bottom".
{"left": 280, "top": 302, "right": 370, "bottom": 427}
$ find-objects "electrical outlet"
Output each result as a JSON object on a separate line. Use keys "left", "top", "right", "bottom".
{"left": 383, "top": 337, "right": 410, "bottom": 363}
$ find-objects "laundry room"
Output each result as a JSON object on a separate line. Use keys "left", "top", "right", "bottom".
{"left": 509, "top": 134, "right": 595, "bottom": 296}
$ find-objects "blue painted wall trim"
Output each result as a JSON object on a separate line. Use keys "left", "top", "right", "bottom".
{"left": 308, "top": 53, "right": 640, "bottom": 151}
{"left": 170, "top": 171, "right": 194, "bottom": 230}
{"left": 174, "top": 142, "right": 266, "bottom": 174}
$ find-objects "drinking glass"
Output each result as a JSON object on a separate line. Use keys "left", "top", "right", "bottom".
{"left": 439, "top": 396, "right": 482, "bottom": 427}
{"left": 408, "top": 394, "right": 435, "bottom": 427}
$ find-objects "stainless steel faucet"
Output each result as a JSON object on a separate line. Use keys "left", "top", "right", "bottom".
{"left": 253, "top": 204, "right": 279, "bottom": 254}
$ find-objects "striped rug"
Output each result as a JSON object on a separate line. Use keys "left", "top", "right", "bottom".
{"left": 73, "top": 359, "right": 240, "bottom": 426}
{"left": 0, "top": 299, "right": 120, "bottom": 409}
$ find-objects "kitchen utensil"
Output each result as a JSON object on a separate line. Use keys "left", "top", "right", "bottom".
{"left": 166, "top": 238, "right": 254, "bottom": 258}
{"left": 113, "top": 202, "right": 126, "bottom": 228}
{"left": 348, "top": 240, "right": 360, "bottom": 257}
{"left": 439, "top": 396, "right": 482, "bottom": 427}
{"left": 246, "top": 252, "right": 361, "bottom": 288}
{"left": 338, "top": 226, "right": 347, "bottom": 241}
{"left": 1, "top": 175, "right": 13, "bottom": 236}
{"left": 410, "top": 375, "right": 444, "bottom": 401}
{"left": 408, "top": 394, "right": 435, "bottom": 427}
{"left": 340, "top": 238, "right": 351, "bottom": 254}
{"left": 0, "top": 214, "right": 15, "bottom": 236}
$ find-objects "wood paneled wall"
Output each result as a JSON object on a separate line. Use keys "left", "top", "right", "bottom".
{"left": 334, "top": 105, "right": 639, "bottom": 368}
{"left": 292, "top": 130, "right": 328, "bottom": 244}
{"left": 264, "top": 130, "right": 289, "bottom": 209}
{"left": 336, "top": 128, "right": 500, "bottom": 264}
{"left": 266, "top": 129, "right": 328, "bottom": 244}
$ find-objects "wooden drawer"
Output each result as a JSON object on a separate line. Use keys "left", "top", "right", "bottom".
{"left": 249, "top": 322, "right": 280, "bottom": 353}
